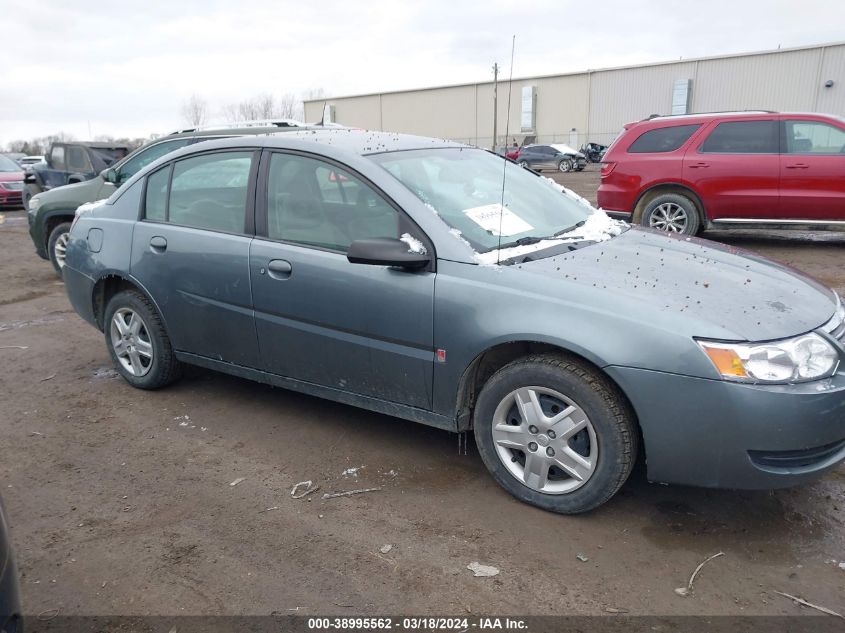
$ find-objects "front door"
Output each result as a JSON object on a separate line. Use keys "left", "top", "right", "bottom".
{"left": 130, "top": 149, "right": 261, "bottom": 367}
{"left": 686, "top": 119, "right": 781, "bottom": 220}
{"left": 249, "top": 151, "right": 435, "bottom": 409}
{"left": 779, "top": 118, "right": 845, "bottom": 220}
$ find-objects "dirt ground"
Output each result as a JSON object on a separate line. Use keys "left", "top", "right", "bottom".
{"left": 1, "top": 169, "right": 844, "bottom": 618}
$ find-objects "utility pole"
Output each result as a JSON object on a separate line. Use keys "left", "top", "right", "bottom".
{"left": 492, "top": 62, "right": 499, "bottom": 150}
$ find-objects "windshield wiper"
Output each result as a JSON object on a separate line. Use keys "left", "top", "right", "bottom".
{"left": 545, "top": 220, "right": 586, "bottom": 239}
{"left": 494, "top": 235, "right": 543, "bottom": 250}
{"left": 494, "top": 220, "right": 588, "bottom": 251}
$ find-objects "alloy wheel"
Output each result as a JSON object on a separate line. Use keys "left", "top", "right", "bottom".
{"left": 110, "top": 308, "right": 154, "bottom": 377}
{"left": 649, "top": 202, "right": 689, "bottom": 232}
{"left": 491, "top": 386, "right": 598, "bottom": 494}
{"left": 53, "top": 232, "right": 70, "bottom": 269}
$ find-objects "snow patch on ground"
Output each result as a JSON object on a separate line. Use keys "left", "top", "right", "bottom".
{"left": 399, "top": 233, "right": 427, "bottom": 254}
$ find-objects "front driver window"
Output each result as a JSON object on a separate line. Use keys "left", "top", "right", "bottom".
{"left": 266, "top": 153, "right": 399, "bottom": 252}
{"left": 117, "top": 139, "right": 191, "bottom": 184}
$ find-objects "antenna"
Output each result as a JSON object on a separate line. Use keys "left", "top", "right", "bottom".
{"left": 496, "top": 35, "right": 516, "bottom": 265}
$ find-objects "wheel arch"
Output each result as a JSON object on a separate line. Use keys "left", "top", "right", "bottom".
{"left": 42, "top": 210, "right": 76, "bottom": 251}
{"left": 454, "top": 340, "right": 643, "bottom": 448}
{"left": 91, "top": 273, "right": 168, "bottom": 334}
{"left": 632, "top": 182, "right": 707, "bottom": 225}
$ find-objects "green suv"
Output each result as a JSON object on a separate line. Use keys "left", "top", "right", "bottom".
{"left": 27, "top": 121, "right": 305, "bottom": 274}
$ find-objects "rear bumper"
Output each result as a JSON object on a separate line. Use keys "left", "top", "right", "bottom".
{"left": 596, "top": 184, "right": 635, "bottom": 213}
{"left": 63, "top": 264, "right": 98, "bottom": 329}
{"left": 606, "top": 366, "right": 845, "bottom": 489}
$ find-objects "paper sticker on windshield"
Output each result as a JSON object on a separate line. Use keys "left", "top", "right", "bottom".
{"left": 463, "top": 204, "right": 533, "bottom": 237}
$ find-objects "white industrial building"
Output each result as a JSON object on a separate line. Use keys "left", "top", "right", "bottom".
{"left": 304, "top": 42, "right": 845, "bottom": 149}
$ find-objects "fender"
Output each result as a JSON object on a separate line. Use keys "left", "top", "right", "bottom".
{"left": 91, "top": 270, "right": 171, "bottom": 337}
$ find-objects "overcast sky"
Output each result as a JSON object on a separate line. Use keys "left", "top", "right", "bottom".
{"left": 1, "top": 0, "right": 843, "bottom": 147}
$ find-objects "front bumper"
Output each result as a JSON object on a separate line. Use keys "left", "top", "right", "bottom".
{"left": 606, "top": 366, "right": 845, "bottom": 489}
{"left": 0, "top": 190, "right": 22, "bottom": 207}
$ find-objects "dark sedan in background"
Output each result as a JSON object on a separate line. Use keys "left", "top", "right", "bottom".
{"left": 61, "top": 130, "right": 845, "bottom": 514}
{"left": 516, "top": 143, "right": 586, "bottom": 172}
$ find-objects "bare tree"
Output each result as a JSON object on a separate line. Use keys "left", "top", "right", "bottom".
{"left": 220, "top": 102, "right": 240, "bottom": 123}
{"left": 277, "top": 93, "right": 300, "bottom": 119}
{"left": 181, "top": 94, "right": 208, "bottom": 128}
{"left": 255, "top": 93, "right": 277, "bottom": 119}
{"left": 237, "top": 98, "right": 261, "bottom": 121}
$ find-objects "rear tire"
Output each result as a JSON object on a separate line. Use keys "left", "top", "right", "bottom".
{"left": 517, "top": 159, "right": 529, "bottom": 168}
{"left": 641, "top": 193, "right": 701, "bottom": 235}
{"left": 104, "top": 290, "right": 182, "bottom": 390}
{"left": 473, "top": 354, "right": 637, "bottom": 514}
{"left": 47, "top": 222, "right": 72, "bottom": 276}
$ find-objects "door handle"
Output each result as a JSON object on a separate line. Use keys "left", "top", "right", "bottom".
{"left": 149, "top": 236, "right": 167, "bottom": 253}
{"left": 688, "top": 162, "right": 710, "bottom": 168}
{"left": 785, "top": 163, "right": 809, "bottom": 169}
{"left": 267, "top": 259, "right": 292, "bottom": 279}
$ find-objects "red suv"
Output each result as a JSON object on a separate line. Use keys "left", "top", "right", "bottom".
{"left": 597, "top": 111, "right": 845, "bottom": 234}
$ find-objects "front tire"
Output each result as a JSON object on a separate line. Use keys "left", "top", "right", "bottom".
{"left": 47, "top": 222, "right": 72, "bottom": 276}
{"left": 557, "top": 159, "right": 573, "bottom": 173}
{"left": 104, "top": 290, "right": 182, "bottom": 390}
{"left": 473, "top": 355, "right": 637, "bottom": 514}
{"left": 517, "top": 159, "right": 529, "bottom": 169}
{"left": 641, "top": 193, "right": 701, "bottom": 235}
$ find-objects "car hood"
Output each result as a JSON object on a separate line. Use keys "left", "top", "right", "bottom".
{"left": 516, "top": 227, "right": 836, "bottom": 341}
{"left": 33, "top": 176, "right": 105, "bottom": 207}
{"left": 550, "top": 144, "right": 585, "bottom": 157}
{"left": 0, "top": 172, "right": 23, "bottom": 182}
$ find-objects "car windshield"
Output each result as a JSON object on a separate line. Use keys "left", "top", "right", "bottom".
{"left": 0, "top": 155, "right": 21, "bottom": 172}
{"left": 370, "top": 148, "right": 594, "bottom": 253}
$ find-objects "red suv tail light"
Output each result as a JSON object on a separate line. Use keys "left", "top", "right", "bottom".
{"left": 600, "top": 162, "right": 616, "bottom": 178}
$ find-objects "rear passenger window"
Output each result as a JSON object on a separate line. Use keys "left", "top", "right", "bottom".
{"left": 168, "top": 152, "right": 253, "bottom": 233}
{"left": 785, "top": 120, "right": 845, "bottom": 154}
{"left": 266, "top": 153, "right": 398, "bottom": 252}
{"left": 628, "top": 124, "right": 700, "bottom": 153}
{"left": 701, "top": 121, "right": 778, "bottom": 154}
{"left": 144, "top": 166, "right": 170, "bottom": 221}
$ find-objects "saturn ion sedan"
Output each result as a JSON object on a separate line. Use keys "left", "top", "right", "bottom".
{"left": 62, "top": 130, "right": 845, "bottom": 513}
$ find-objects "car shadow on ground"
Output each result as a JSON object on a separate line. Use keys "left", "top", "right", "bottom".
{"left": 176, "top": 364, "right": 845, "bottom": 565}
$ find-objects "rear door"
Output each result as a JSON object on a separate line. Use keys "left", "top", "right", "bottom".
{"left": 779, "top": 117, "right": 845, "bottom": 220}
{"left": 249, "top": 150, "right": 435, "bottom": 409}
{"left": 686, "top": 118, "right": 780, "bottom": 220}
{"left": 130, "top": 149, "right": 261, "bottom": 367}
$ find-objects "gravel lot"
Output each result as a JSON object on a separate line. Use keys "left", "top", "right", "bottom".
{"left": 1, "top": 169, "right": 844, "bottom": 617}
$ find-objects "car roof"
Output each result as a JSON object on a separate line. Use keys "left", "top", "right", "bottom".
{"left": 56, "top": 141, "right": 131, "bottom": 149}
{"left": 182, "top": 129, "right": 466, "bottom": 155}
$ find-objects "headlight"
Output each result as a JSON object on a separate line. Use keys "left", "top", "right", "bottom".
{"left": 698, "top": 333, "right": 839, "bottom": 383}
{"left": 28, "top": 196, "right": 42, "bottom": 211}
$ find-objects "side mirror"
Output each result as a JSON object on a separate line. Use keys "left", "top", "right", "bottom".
{"left": 103, "top": 168, "right": 118, "bottom": 184}
{"left": 347, "top": 238, "right": 430, "bottom": 270}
